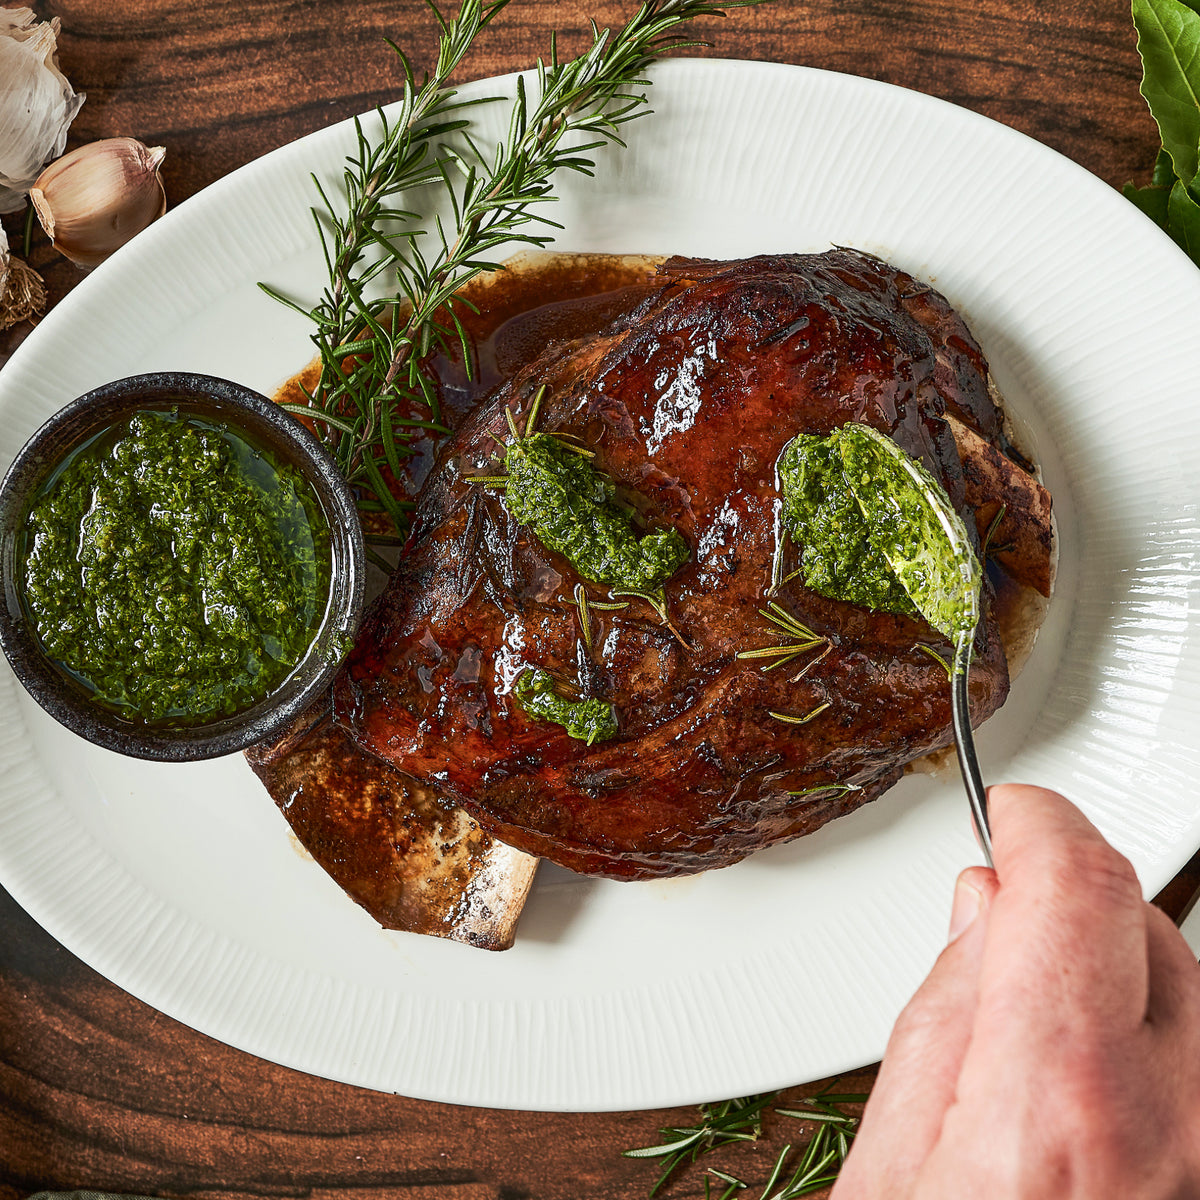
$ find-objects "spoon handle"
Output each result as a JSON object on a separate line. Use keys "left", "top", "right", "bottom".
{"left": 952, "top": 632, "right": 994, "bottom": 868}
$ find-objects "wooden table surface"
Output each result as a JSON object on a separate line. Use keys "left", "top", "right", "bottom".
{"left": 0, "top": 1, "right": 1195, "bottom": 1197}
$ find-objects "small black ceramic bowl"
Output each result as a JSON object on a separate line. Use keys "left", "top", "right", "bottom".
{"left": 0, "top": 372, "right": 365, "bottom": 761}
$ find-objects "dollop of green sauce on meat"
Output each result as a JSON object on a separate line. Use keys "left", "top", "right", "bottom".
{"left": 779, "top": 432, "right": 915, "bottom": 616}
{"left": 779, "top": 423, "right": 980, "bottom": 640}
{"left": 22, "top": 409, "right": 331, "bottom": 725}
{"left": 513, "top": 667, "right": 618, "bottom": 745}
{"left": 503, "top": 432, "right": 689, "bottom": 592}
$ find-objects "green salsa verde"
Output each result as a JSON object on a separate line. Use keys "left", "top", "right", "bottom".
{"left": 21, "top": 408, "right": 332, "bottom": 726}
{"left": 778, "top": 433, "right": 915, "bottom": 616}
{"left": 513, "top": 667, "right": 618, "bottom": 745}
{"left": 779, "top": 423, "right": 981, "bottom": 641}
{"left": 502, "top": 432, "right": 689, "bottom": 593}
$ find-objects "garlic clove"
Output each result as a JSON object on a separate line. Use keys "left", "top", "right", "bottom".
{"left": 0, "top": 9, "right": 85, "bottom": 214}
{"left": 31, "top": 137, "right": 167, "bottom": 269}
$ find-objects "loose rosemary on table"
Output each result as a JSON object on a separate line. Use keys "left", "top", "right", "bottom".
{"left": 264, "top": 0, "right": 762, "bottom": 543}
{"left": 623, "top": 1093, "right": 778, "bottom": 1197}
{"left": 623, "top": 1086, "right": 867, "bottom": 1198}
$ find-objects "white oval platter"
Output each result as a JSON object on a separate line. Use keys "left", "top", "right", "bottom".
{"left": 1, "top": 59, "right": 1199, "bottom": 1111}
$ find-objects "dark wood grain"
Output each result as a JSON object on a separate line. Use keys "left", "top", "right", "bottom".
{"left": 0, "top": 1, "right": 1189, "bottom": 1196}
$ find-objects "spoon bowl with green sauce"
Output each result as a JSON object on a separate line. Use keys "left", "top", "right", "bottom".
{"left": 780, "top": 422, "right": 993, "bottom": 865}
{"left": 0, "top": 372, "right": 364, "bottom": 761}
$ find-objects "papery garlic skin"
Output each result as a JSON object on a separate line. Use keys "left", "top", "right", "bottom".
{"left": 0, "top": 9, "right": 85, "bottom": 214}
{"left": 31, "top": 137, "right": 167, "bottom": 269}
{"left": 0, "top": 220, "right": 47, "bottom": 331}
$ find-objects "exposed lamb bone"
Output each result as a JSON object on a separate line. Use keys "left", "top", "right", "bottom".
{"left": 245, "top": 693, "right": 538, "bottom": 951}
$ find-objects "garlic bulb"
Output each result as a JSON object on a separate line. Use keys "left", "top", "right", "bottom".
{"left": 0, "top": 9, "right": 84, "bottom": 214}
{"left": 31, "top": 137, "right": 167, "bottom": 268}
{"left": 0, "top": 221, "right": 47, "bottom": 331}
{"left": 0, "top": 222, "right": 9, "bottom": 307}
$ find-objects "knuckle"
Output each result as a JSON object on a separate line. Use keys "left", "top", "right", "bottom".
{"left": 886, "top": 994, "right": 941, "bottom": 1050}
{"left": 1063, "top": 839, "right": 1141, "bottom": 906}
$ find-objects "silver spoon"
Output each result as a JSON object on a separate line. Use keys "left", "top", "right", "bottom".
{"left": 835, "top": 424, "right": 992, "bottom": 867}
{"left": 951, "top": 629, "right": 994, "bottom": 867}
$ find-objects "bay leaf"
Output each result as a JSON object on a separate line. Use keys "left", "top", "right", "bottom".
{"left": 1133, "top": 0, "right": 1200, "bottom": 185}
{"left": 1153, "top": 144, "right": 1180, "bottom": 185}
{"left": 1123, "top": 180, "right": 1173, "bottom": 227}
{"left": 1168, "top": 175, "right": 1200, "bottom": 259}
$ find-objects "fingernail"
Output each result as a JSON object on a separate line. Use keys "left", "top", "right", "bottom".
{"left": 948, "top": 877, "right": 983, "bottom": 944}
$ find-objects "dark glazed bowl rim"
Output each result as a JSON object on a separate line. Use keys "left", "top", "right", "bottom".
{"left": 0, "top": 372, "right": 365, "bottom": 761}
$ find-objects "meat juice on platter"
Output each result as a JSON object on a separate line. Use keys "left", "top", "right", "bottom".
{"left": 249, "top": 249, "right": 1055, "bottom": 948}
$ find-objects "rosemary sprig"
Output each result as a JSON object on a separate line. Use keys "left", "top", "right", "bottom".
{"left": 623, "top": 1093, "right": 777, "bottom": 1198}
{"left": 737, "top": 603, "right": 827, "bottom": 672}
{"left": 612, "top": 587, "right": 693, "bottom": 648}
{"left": 737, "top": 605, "right": 832, "bottom": 726}
{"left": 763, "top": 1091, "right": 867, "bottom": 1199}
{"left": 382, "top": 0, "right": 752, "bottom": 389}
{"left": 625, "top": 1086, "right": 868, "bottom": 1199}
{"left": 769, "top": 703, "right": 830, "bottom": 726}
{"left": 266, "top": 0, "right": 759, "bottom": 538}
{"left": 264, "top": 0, "right": 511, "bottom": 533}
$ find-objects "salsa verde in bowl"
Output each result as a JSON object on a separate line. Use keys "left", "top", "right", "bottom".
{"left": 0, "top": 372, "right": 364, "bottom": 760}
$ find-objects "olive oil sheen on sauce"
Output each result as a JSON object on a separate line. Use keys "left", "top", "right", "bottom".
{"left": 20, "top": 408, "right": 332, "bottom": 726}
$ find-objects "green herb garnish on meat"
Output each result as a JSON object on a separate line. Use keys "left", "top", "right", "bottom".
{"left": 503, "top": 432, "right": 689, "bottom": 592}
{"left": 778, "top": 423, "right": 981, "bottom": 642}
{"left": 778, "top": 433, "right": 915, "bottom": 616}
{"left": 513, "top": 667, "right": 618, "bottom": 745}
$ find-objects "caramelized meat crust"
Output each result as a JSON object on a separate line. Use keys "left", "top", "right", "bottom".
{"left": 333, "top": 251, "right": 1021, "bottom": 879}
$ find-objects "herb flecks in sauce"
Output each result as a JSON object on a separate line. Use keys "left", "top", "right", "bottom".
{"left": 778, "top": 434, "right": 914, "bottom": 616}
{"left": 513, "top": 667, "right": 618, "bottom": 745}
{"left": 778, "top": 423, "right": 981, "bottom": 642}
{"left": 502, "top": 430, "right": 690, "bottom": 593}
{"left": 22, "top": 409, "right": 331, "bottom": 725}
{"left": 837, "top": 423, "right": 981, "bottom": 641}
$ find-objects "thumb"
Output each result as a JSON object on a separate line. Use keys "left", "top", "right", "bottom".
{"left": 833, "top": 867, "right": 997, "bottom": 1197}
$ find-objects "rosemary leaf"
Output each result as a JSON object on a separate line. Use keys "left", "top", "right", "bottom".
{"left": 916, "top": 641, "right": 952, "bottom": 677}
{"left": 786, "top": 782, "right": 860, "bottom": 799}
{"left": 623, "top": 1093, "right": 777, "bottom": 1198}
{"left": 980, "top": 501, "right": 1007, "bottom": 559}
{"left": 769, "top": 703, "right": 830, "bottom": 726}
{"left": 708, "top": 1167, "right": 749, "bottom": 1188}
{"left": 761, "top": 1089, "right": 866, "bottom": 1198}
{"left": 264, "top": 0, "right": 762, "bottom": 538}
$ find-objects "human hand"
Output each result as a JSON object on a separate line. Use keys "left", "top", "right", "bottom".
{"left": 832, "top": 783, "right": 1200, "bottom": 1199}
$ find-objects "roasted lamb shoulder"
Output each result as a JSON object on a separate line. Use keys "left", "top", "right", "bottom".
{"left": 333, "top": 250, "right": 1051, "bottom": 880}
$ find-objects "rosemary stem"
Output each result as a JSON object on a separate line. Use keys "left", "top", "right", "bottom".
{"left": 266, "top": 0, "right": 760, "bottom": 540}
